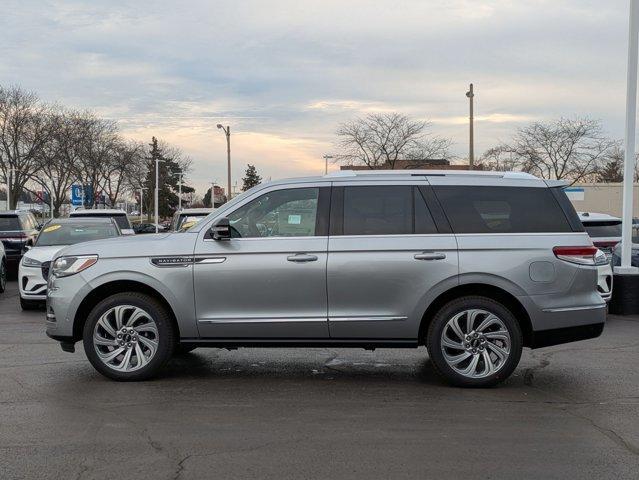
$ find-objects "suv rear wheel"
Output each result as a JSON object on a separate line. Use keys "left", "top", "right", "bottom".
{"left": 83, "top": 292, "right": 175, "bottom": 381}
{"left": 426, "top": 296, "right": 523, "bottom": 387}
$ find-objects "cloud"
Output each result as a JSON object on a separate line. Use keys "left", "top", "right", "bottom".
{"left": 0, "top": 0, "right": 630, "bottom": 193}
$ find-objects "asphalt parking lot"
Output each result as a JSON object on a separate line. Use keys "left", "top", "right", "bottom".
{"left": 1, "top": 280, "right": 638, "bottom": 479}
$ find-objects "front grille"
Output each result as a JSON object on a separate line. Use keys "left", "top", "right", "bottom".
{"left": 41, "top": 261, "right": 51, "bottom": 280}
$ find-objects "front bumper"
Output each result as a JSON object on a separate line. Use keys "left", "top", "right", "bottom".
{"left": 45, "top": 272, "right": 93, "bottom": 342}
{"left": 19, "top": 264, "right": 47, "bottom": 300}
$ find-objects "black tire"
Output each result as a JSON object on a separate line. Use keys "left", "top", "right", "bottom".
{"left": 426, "top": 296, "right": 523, "bottom": 387}
{"left": 0, "top": 259, "right": 6, "bottom": 293}
{"left": 83, "top": 292, "right": 175, "bottom": 381}
{"left": 20, "top": 297, "right": 43, "bottom": 310}
{"left": 174, "top": 344, "right": 197, "bottom": 355}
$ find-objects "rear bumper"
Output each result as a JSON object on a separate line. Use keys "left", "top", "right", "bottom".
{"left": 530, "top": 322, "right": 605, "bottom": 349}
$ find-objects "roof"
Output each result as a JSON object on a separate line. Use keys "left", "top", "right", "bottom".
{"left": 578, "top": 212, "right": 622, "bottom": 222}
{"left": 176, "top": 208, "right": 215, "bottom": 215}
{"left": 44, "top": 217, "right": 116, "bottom": 224}
{"left": 70, "top": 209, "right": 127, "bottom": 215}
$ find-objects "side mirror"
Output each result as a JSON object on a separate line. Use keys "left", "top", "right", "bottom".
{"left": 210, "top": 217, "right": 231, "bottom": 241}
{"left": 23, "top": 239, "right": 33, "bottom": 253}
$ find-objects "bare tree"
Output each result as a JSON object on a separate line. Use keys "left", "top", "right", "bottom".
{"left": 0, "top": 86, "right": 55, "bottom": 209}
{"left": 74, "top": 114, "right": 118, "bottom": 208}
{"left": 335, "top": 113, "right": 451, "bottom": 169}
{"left": 479, "top": 145, "right": 519, "bottom": 172}
{"left": 496, "top": 117, "right": 617, "bottom": 185}
{"left": 103, "top": 139, "right": 145, "bottom": 207}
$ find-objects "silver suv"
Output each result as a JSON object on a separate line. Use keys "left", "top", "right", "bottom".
{"left": 46, "top": 171, "right": 606, "bottom": 386}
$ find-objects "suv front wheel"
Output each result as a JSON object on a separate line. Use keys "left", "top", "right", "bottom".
{"left": 426, "top": 296, "right": 523, "bottom": 387}
{"left": 83, "top": 292, "right": 175, "bottom": 381}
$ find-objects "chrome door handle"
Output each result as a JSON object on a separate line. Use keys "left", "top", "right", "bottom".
{"left": 287, "top": 253, "right": 318, "bottom": 263}
{"left": 414, "top": 252, "right": 446, "bottom": 261}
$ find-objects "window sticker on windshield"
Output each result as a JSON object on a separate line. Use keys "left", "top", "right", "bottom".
{"left": 288, "top": 214, "right": 301, "bottom": 225}
{"left": 43, "top": 225, "right": 61, "bottom": 233}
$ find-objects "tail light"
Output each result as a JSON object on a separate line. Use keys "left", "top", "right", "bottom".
{"left": 553, "top": 246, "right": 598, "bottom": 265}
{"left": 0, "top": 234, "right": 27, "bottom": 242}
{"left": 593, "top": 240, "right": 619, "bottom": 248}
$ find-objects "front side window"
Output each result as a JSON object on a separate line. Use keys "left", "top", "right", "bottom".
{"left": 434, "top": 186, "right": 573, "bottom": 233}
{"left": 227, "top": 187, "right": 319, "bottom": 238}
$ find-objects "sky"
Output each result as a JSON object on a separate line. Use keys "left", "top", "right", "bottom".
{"left": 0, "top": 0, "right": 631, "bottom": 196}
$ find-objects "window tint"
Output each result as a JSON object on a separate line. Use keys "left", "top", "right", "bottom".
{"left": 341, "top": 186, "right": 436, "bottom": 235}
{"left": 434, "top": 186, "right": 572, "bottom": 233}
{"left": 228, "top": 187, "right": 319, "bottom": 238}
{"left": 583, "top": 221, "right": 622, "bottom": 238}
{"left": 0, "top": 216, "right": 20, "bottom": 231}
{"left": 414, "top": 188, "right": 438, "bottom": 234}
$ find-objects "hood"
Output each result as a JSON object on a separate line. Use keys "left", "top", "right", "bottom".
{"left": 54, "top": 232, "right": 197, "bottom": 260}
{"left": 24, "top": 245, "right": 68, "bottom": 263}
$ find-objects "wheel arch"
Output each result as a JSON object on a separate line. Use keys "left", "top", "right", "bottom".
{"left": 418, "top": 283, "right": 533, "bottom": 347}
{"left": 72, "top": 279, "right": 181, "bottom": 342}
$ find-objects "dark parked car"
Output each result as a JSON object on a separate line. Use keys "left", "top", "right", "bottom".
{"left": 0, "top": 211, "right": 40, "bottom": 271}
{"left": 133, "top": 223, "right": 167, "bottom": 234}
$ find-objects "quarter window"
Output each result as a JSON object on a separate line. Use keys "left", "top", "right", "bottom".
{"left": 433, "top": 186, "right": 573, "bottom": 233}
{"left": 227, "top": 187, "right": 319, "bottom": 238}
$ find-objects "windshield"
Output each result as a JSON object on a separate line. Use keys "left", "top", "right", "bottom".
{"left": 0, "top": 216, "right": 21, "bottom": 231}
{"left": 177, "top": 214, "right": 207, "bottom": 231}
{"left": 583, "top": 221, "right": 622, "bottom": 238}
{"left": 35, "top": 222, "right": 120, "bottom": 246}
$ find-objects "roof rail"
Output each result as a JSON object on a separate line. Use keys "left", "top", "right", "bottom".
{"left": 325, "top": 169, "right": 538, "bottom": 179}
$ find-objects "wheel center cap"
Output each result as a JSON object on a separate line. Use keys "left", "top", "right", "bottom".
{"left": 124, "top": 333, "right": 132, "bottom": 343}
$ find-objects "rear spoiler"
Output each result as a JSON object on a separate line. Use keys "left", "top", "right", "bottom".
{"left": 544, "top": 179, "right": 569, "bottom": 188}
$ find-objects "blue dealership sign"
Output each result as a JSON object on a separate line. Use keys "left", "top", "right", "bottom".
{"left": 71, "top": 185, "right": 83, "bottom": 206}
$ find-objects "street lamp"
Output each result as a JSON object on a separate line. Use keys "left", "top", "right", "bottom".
{"left": 138, "top": 187, "right": 148, "bottom": 223}
{"left": 172, "top": 171, "right": 184, "bottom": 210}
{"left": 154, "top": 157, "right": 164, "bottom": 233}
{"left": 466, "top": 83, "right": 475, "bottom": 169}
{"left": 209, "top": 181, "right": 217, "bottom": 208}
{"left": 216, "top": 124, "right": 231, "bottom": 201}
{"left": 323, "top": 154, "right": 334, "bottom": 175}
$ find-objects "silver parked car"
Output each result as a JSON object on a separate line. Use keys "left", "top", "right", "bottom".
{"left": 46, "top": 170, "right": 606, "bottom": 386}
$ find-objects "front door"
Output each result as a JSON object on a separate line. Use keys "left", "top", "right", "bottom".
{"left": 194, "top": 184, "right": 330, "bottom": 338}
{"left": 327, "top": 181, "right": 459, "bottom": 339}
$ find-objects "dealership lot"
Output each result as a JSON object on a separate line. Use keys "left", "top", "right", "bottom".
{"left": 0, "top": 280, "right": 638, "bottom": 479}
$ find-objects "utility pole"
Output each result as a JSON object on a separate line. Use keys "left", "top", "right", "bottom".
{"left": 217, "top": 124, "right": 232, "bottom": 200}
{"left": 466, "top": 83, "right": 475, "bottom": 169}
{"left": 323, "top": 154, "right": 334, "bottom": 175}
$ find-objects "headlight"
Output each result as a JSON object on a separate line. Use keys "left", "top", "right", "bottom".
{"left": 51, "top": 255, "right": 98, "bottom": 278}
{"left": 22, "top": 256, "right": 42, "bottom": 268}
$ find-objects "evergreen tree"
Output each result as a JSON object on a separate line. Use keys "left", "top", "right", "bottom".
{"left": 242, "top": 164, "right": 262, "bottom": 191}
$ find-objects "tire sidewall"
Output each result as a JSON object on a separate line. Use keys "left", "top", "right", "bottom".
{"left": 83, "top": 292, "right": 174, "bottom": 381}
{"left": 427, "top": 296, "right": 523, "bottom": 387}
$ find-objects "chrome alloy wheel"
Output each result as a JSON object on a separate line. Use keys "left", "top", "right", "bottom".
{"left": 440, "top": 309, "right": 511, "bottom": 379}
{"left": 93, "top": 305, "right": 159, "bottom": 372}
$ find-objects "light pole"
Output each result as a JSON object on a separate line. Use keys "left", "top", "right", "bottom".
{"left": 172, "top": 171, "right": 184, "bottom": 210}
{"left": 154, "top": 157, "right": 164, "bottom": 233}
{"left": 210, "top": 181, "right": 217, "bottom": 208}
{"left": 466, "top": 83, "right": 475, "bottom": 169}
{"left": 216, "top": 124, "right": 231, "bottom": 200}
{"left": 323, "top": 154, "right": 334, "bottom": 175}
{"left": 139, "top": 187, "right": 148, "bottom": 223}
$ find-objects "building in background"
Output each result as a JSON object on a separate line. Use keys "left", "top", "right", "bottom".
{"left": 566, "top": 183, "right": 639, "bottom": 216}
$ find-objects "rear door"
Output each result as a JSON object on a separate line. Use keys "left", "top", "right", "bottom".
{"left": 326, "top": 180, "right": 459, "bottom": 340}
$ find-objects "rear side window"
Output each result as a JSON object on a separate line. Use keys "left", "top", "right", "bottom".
{"left": 433, "top": 186, "right": 573, "bottom": 234}
{"left": 341, "top": 186, "right": 437, "bottom": 236}
{"left": 0, "top": 216, "right": 21, "bottom": 231}
{"left": 112, "top": 214, "right": 131, "bottom": 230}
